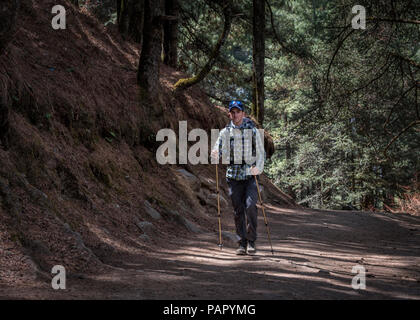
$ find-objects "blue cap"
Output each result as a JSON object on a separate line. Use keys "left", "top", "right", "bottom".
{"left": 229, "top": 100, "right": 244, "bottom": 112}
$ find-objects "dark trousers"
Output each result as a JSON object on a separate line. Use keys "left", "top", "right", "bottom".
{"left": 227, "top": 177, "right": 258, "bottom": 246}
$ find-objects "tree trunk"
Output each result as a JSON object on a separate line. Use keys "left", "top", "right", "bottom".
{"left": 173, "top": 1, "right": 232, "bottom": 92}
{"left": 129, "top": 0, "right": 144, "bottom": 43}
{"left": 137, "top": 0, "right": 164, "bottom": 96}
{"left": 251, "top": 0, "right": 265, "bottom": 125}
{"left": 163, "top": 0, "right": 179, "bottom": 68}
{"left": 117, "top": 0, "right": 129, "bottom": 34}
{"left": 284, "top": 113, "right": 295, "bottom": 200}
{"left": 118, "top": 0, "right": 144, "bottom": 43}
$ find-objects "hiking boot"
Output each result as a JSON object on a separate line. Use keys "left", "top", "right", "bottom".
{"left": 247, "top": 241, "right": 256, "bottom": 255}
{"left": 236, "top": 244, "right": 247, "bottom": 255}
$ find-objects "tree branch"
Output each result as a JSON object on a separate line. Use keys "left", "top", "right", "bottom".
{"left": 265, "top": 0, "right": 312, "bottom": 61}
{"left": 173, "top": 1, "right": 232, "bottom": 92}
{"left": 391, "top": 52, "right": 420, "bottom": 69}
{"left": 367, "top": 17, "right": 420, "bottom": 25}
{"left": 204, "top": 91, "right": 230, "bottom": 105}
{"left": 383, "top": 84, "right": 416, "bottom": 134}
{"left": 325, "top": 28, "right": 355, "bottom": 85}
{"left": 384, "top": 120, "right": 420, "bottom": 157}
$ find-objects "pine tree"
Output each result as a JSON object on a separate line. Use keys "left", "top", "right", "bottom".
{"left": 137, "top": 0, "right": 164, "bottom": 96}
{"left": 251, "top": 0, "right": 265, "bottom": 125}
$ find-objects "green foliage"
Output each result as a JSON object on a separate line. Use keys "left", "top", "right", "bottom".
{"left": 178, "top": 0, "right": 419, "bottom": 210}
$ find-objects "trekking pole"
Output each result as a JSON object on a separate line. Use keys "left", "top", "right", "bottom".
{"left": 215, "top": 164, "right": 223, "bottom": 250}
{"left": 254, "top": 175, "right": 274, "bottom": 255}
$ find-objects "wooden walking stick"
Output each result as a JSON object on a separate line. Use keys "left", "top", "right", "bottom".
{"left": 254, "top": 175, "right": 274, "bottom": 255}
{"left": 216, "top": 164, "right": 223, "bottom": 250}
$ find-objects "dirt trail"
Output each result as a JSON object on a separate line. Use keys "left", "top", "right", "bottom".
{"left": 2, "top": 203, "right": 420, "bottom": 300}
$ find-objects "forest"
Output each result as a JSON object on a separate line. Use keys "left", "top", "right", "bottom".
{"left": 0, "top": 0, "right": 419, "bottom": 302}
{"left": 71, "top": 0, "right": 419, "bottom": 213}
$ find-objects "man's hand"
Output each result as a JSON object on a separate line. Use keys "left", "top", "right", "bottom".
{"left": 210, "top": 149, "right": 219, "bottom": 162}
{"left": 250, "top": 166, "right": 260, "bottom": 175}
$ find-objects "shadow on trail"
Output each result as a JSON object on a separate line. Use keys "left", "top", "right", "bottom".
{"left": 72, "top": 205, "right": 420, "bottom": 300}
{"left": 4, "top": 205, "right": 418, "bottom": 300}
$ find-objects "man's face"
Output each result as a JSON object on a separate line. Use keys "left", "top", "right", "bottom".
{"left": 229, "top": 108, "right": 245, "bottom": 126}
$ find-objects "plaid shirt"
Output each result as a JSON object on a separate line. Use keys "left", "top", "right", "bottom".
{"left": 213, "top": 118, "right": 265, "bottom": 181}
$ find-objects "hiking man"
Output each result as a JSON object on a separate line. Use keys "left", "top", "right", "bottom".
{"left": 211, "top": 100, "right": 265, "bottom": 255}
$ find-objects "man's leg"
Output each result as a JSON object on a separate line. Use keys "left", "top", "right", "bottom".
{"left": 245, "top": 177, "right": 258, "bottom": 248}
{"left": 227, "top": 178, "right": 247, "bottom": 248}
